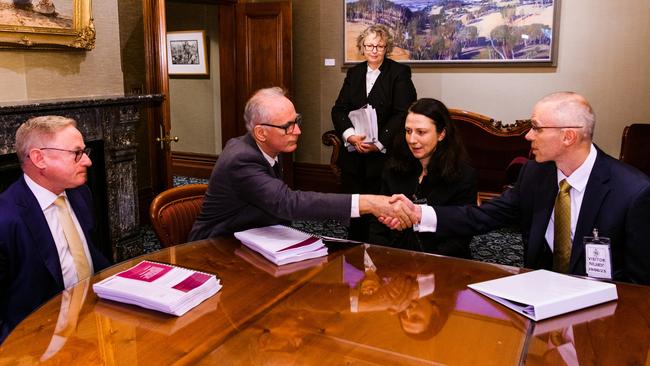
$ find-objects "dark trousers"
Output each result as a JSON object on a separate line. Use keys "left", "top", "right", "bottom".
{"left": 339, "top": 151, "right": 386, "bottom": 242}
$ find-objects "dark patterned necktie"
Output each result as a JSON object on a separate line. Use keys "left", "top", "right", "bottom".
{"left": 553, "top": 179, "right": 572, "bottom": 273}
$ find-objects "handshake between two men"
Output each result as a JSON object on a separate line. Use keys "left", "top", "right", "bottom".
{"left": 359, "top": 194, "right": 421, "bottom": 231}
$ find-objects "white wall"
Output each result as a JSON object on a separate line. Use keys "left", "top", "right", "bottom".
{"left": 167, "top": 2, "right": 222, "bottom": 155}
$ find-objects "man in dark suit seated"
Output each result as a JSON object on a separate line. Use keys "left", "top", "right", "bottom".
{"left": 0, "top": 116, "right": 111, "bottom": 344}
{"left": 189, "top": 87, "right": 415, "bottom": 241}
{"left": 384, "top": 92, "right": 650, "bottom": 285}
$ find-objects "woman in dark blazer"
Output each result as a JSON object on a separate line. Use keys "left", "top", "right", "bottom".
{"left": 331, "top": 24, "right": 417, "bottom": 241}
{"left": 369, "top": 98, "right": 477, "bottom": 258}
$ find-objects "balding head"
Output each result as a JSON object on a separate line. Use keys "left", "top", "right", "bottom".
{"left": 244, "top": 87, "right": 289, "bottom": 132}
{"left": 534, "top": 92, "right": 595, "bottom": 140}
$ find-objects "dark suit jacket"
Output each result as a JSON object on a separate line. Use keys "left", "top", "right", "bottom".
{"left": 369, "top": 162, "right": 477, "bottom": 258}
{"left": 331, "top": 58, "right": 417, "bottom": 181}
{"left": 0, "top": 176, "right": 110, "bottom": 343}
{"left": 434, "top": 147, "right": 650, "bottom": 285}
{"left": 189, "top": 133, "right": 352, "bottom": 240}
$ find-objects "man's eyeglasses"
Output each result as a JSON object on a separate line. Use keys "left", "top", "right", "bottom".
{"left": 260, "top": 114, "right": 302, "bottom": 135}
{"left": 363, "top": 44, "right": 386, "bottom": 52}
{"left": 530, "top": 125, "right": 584, "bottom": 133}
{"left": 40, "top": 147, "right": 91, "bottom": 162}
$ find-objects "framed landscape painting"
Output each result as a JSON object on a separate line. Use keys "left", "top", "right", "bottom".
{"left": 0, "top": 0, "right": 95, "bottom": 49}
{"left": 166, "top": 30, "right": 209, "bottom": 76}
{"left": 344, "top": 0, "right": 559, "bottom": 66}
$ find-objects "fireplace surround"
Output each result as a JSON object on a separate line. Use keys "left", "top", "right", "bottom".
{"left": 0, "top": 95, "right": 163, "bottom": 262}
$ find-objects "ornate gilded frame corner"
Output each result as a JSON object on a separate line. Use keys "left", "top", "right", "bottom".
{"left": 0, "top": 0, "right": 95, "bottom": 50}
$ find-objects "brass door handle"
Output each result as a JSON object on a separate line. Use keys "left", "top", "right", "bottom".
{"left": 156, "top": 135, "right": 179, "bottom": 143}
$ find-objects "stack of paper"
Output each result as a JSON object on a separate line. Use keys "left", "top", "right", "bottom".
{"left": 346, "top": 105, "right": 378, "bottom": 151}
{"left": 235, "top": 247, "right": 327, "bottom": 277}
{"left": 234, "top": 225, "right": 328, "bottom": 265}
{"left": 468, "top": 270, "right": 618, "bottom": 321}
{"left": 93, "top": 261, "right": 222, "bottom": 316}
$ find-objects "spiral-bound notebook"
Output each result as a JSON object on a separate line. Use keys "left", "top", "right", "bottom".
{"left": 234, "top": 225, "right": 343, "bottom": 265}
{"left": 93, "top": 261, "right": 222, "bottom": 316}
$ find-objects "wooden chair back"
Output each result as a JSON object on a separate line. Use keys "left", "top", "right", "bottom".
{"left": 321, "top": 109, "right": 532, "bottom": 202}
{"left": 620, "top": 123, "right": 650, "bottom": 177}
{"left": 149, "top": 184, "right": 208, "bottom": 247}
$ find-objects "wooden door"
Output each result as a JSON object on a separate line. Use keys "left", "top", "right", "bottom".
{"left": 234, "top": 1, "right": 294, "bottom": 186}
{"left": 142, "top": 0, "right": 293, "bottom": 198}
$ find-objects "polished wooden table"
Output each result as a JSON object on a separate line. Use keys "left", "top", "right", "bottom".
{"left": 1, "top": 237, "right": 649, "bottom": 365}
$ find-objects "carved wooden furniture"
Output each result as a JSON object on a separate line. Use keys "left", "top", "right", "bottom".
{"left": 619, "top": 123, "right": 650, "bottom": 177}
{"left": 149, "top": 184, "right": 208, "bottom": 247}
{"left": 2, "top": 238, "right": 648, "bottom": 364}
{"left": 322, "top": 109, "right": 532, "bottom": 203}
{"left": 451, "top": 109, "right": 531, "bottom": 202}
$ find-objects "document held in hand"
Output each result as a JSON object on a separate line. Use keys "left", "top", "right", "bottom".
{"left": 234, "top": 225, "right": 328, "bottom": 265}
{"left": 346, "top": 105, "right": 378, "bottom": 151}
{"left": 467, "top": 270, "right": 618, "bottom": 321}
{"left": 93, "top": 261, "right": 222, "bottom": 316}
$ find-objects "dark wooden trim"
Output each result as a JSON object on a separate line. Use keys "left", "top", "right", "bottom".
{"left": 218, "top": 3, "right": 238, "bottom": 146}
{"left": 171, "top": 151, "right": 217, "bottom": 179}
{"left": 138, "top": 187, "right": 156, "bottom": 225}
{"left": 168, "top": 154, "right": 339, "bottom": 194}
{"left": 293, "top": 162, "right": 341, "bottom": 193}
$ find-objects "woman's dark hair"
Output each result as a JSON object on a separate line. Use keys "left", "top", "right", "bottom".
{"left": 388, "top": 98, "right": 467, "bottom": 181}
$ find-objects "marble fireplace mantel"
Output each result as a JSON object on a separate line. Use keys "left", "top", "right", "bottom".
{"left": 0, "top": 94, "right": 164, "bottom": 261}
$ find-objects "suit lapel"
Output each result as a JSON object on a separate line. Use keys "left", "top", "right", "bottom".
{"left": 569, "top": 151, "right": 610, "bottom": 273}
{"left": 16, "top": 178, "right": 65, "bottom": 288}
{"left": 368, "top": 60, "right": 390, "bottom": 103}
{"left": 353, "top": 62, "right": 370, "bottom": 104}
{"left": 66, "top": 188, "right": 93, "bottom": 244}
{"left": 245, "top": 133, "right": 279, "bottom": 177}
{"left": 528, "top": 165, "right": 557, "bottom": 263}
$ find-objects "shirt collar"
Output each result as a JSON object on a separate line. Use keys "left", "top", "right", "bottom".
{"left": 366, "top": 65, "right": 381, "bottom": 75}
{"left": 24, "top": 173, "right": 66, "bottom": 210}
{"left": 557, "top": 144, "right": 597, "bottom": 193}
{"left": 256, "top": 142, "right": 279, "bottom": 167}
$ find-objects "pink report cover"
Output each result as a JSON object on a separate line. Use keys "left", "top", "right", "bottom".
{"left": 93, "top": 261, "right": 222, "bottom": 316}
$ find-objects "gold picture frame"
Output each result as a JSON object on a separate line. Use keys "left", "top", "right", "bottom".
{"left": 0, "top": 0, "right": 95, "bottom": 50}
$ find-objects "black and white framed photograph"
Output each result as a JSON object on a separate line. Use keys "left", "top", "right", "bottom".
{"left": 166, "top": 30, "right": 209, "bottom": 76}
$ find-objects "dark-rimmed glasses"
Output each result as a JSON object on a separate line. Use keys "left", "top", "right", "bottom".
{"left": 259, "top": 114, "right": 302, "bottom": 135}
{"left": 530, "top": 125, "right": 584, "bottom": 133}
{"left": 40, "top": 147, "right": 91, "bottom": 162}
{"left": 363, "top": 44, "right": 386, "bottom": 52}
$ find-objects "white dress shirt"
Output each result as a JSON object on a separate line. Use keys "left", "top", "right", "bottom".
{"left": 342, "top": 64, "right": 385, "bottom": 153}
{"left": 24, "top": 174, "right": 94, "bottom": 289}
{"left": 415, "top": 144, "right": 598, "bottom": 243}
{"left": 257, "top": 144, "right": 360, "bottom": 218}
{"left": 544, "top": 144, "right": 597, "bottom": 251}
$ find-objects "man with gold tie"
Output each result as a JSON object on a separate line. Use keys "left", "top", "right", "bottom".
{"left": 0, "top": 116, "right": 110, "bottom": 344}
{"left": 384, "top": 92, "right": 650, "bottom": 285}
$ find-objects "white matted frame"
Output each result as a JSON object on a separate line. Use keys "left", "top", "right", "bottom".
{"left": 166, "top": 30, "right": 209, "bottom": 76}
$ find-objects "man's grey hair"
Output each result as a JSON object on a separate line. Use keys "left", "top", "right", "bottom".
{"left": 15, "top": 115, "right": 77, "bottom": 164}
{"left": 243, "top": 87, "right": 287, "bottom": 132}
{"left": 537, "top": 91, "right": 595, "bottom": 139}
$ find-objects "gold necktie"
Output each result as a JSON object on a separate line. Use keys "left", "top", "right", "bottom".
{"left": 58, "top": 284, "right": 86, "bottom": 337}
{"left": 553, "top": 179, "right": 572, "bottom": 273}
{"left": 54, "top": 196, "right": 91, "bottom": 281}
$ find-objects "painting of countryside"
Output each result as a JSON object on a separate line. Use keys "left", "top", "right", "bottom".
{"left": 345, "top": 0, "right": 557, "bottom": 64}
